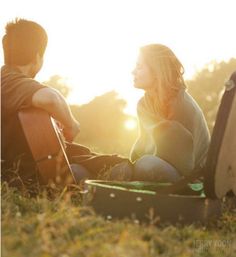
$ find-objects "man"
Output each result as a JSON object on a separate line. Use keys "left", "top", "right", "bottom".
{"left": 1, "top": 18, "right": 132, "bottom": 189}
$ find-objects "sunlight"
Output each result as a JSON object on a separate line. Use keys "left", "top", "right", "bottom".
{"left": 124, "top": 119, "right": 137, "bottom": 130}
{"left": 1, "top": 0, "right": 236, "bottom": 116}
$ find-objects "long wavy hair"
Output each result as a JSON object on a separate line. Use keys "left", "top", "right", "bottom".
{"left": 140, "top": 44, "right": 186, "bottom": 118}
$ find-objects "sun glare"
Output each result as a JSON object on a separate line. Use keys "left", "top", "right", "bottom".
{"left": 1, "top": 0, "right": 236, "bottom": 118}
{"left": 124, "top": 119, "right": 137, "bottom": 130}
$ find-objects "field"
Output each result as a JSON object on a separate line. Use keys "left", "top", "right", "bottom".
{"left": 1, "top": 182, "right": 236, "bottom": 257}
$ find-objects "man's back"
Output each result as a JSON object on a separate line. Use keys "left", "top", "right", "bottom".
{"left": 1, "top": 65, "right": 47, "bottom": 183}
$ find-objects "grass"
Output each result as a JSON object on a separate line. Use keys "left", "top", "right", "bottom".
{"left": 1, "top": 182, "right": 236, "bottom": 257}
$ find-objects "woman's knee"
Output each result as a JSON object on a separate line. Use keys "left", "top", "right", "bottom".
{"left": 134, "top": 155, "right": 181, "bottom": 182}
{"left": 134, "top": 155, "right": 160, "bottom": 181}
{"left": 108, "top": 161, "right": 134, "bottom": 181}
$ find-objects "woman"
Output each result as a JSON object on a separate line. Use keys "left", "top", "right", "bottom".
{"left": 131, "top": 44, "right": 210, "bottom": 182}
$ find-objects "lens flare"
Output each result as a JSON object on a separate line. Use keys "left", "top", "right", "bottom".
{"left": 124, "top": 119, "right": 137, "bottom": 130}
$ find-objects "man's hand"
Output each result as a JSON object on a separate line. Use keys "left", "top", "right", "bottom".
{"left": 32, "top": 88, "right": 81, "bottom": 143}
{"left": 63, "top": 119, "right": 80, "bottom": 143}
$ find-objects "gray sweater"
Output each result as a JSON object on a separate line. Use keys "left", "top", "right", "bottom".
{"left": 130, "top": 90, "right": 210, "bottom": 175}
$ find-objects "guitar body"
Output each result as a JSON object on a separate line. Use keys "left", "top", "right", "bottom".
{"left": 18, "top": 108, "right": 76, "bottom": 186}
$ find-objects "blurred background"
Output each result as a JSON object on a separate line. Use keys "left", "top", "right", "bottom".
{"left": 44, "top": 59, "right": 236, "bottom": 156}
{"left": 1, "top": 0, "right": 236, "bottom": 156}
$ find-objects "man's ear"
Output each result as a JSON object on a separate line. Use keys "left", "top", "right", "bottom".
{"left": 29, "top": 52, "right": 44, "bottom": 78}
{"left": 32, "top": 53, "right": 39, "bottom": 64}
{"left": 35, "top": 53, "right": 44, "bottom": 69}
{"left": 31, "top": 52, "right": 42, "bottom": 64}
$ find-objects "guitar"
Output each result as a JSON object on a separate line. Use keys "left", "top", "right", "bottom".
{"left": 18, "top": 108, "right": 76, "bottom": 186}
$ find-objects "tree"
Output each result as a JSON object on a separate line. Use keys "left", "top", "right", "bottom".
{"left": 43, "top": 75, "right": 71, "bottom": 98}
{"left": 187, "top": 58, "right": 236, "bottom": 133}
{"left": 70, "top": 91, "right": 138, "bottom": 156}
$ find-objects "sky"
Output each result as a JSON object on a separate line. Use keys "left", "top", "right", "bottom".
{"left": 1, "top": 0, "right": 236, "bottom": 115}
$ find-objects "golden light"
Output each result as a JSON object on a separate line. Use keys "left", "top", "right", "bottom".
{"left": 1, "top": 0, "right": 235, "bottom": 117}
{"left": 124, "top": 119, "right": 137, "bottom": 130}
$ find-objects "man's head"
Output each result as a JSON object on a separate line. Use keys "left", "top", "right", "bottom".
{"left": 2, "top": 18, "right": 48, "bottom": 75}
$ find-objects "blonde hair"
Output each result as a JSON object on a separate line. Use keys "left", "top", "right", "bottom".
{"left": 140, "top": 44, "right": 186, "bottom": 117}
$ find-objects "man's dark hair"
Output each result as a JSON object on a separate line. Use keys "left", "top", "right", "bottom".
{"left": 2, "top": 18, "right": 48, "bottom": 66}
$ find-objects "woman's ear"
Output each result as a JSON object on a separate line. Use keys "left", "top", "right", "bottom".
{"left": 30, "top": 53, "right": 38, "bottom": 65}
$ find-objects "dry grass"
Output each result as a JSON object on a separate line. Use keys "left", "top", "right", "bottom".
{"left": 1, "top": 181, "right": 236, "bottom": 257}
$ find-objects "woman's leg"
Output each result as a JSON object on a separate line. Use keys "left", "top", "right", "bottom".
{"left": 107, "top": 160, "right": 134, "bottom": 181}
{"left": 66, "top": 142, "right": 132, "bottom": 179}
{"left": 133, "top": 155, "right": 181, "bottom": 182}
{"left": 70, "top": 163, "right": 91, "bottom": 183}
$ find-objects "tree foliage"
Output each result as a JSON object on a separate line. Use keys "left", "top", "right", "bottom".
{"left": 187, "top": 58, "right": 236, "bottom": 133}
{"left": 70, "top": 91, "right": 138, "bottom": 156}
{"left": 43, "top": 75, "right": 71, "bottom": 98}
{"left": 43, "top": 58, "right": 236, "bottom": 155}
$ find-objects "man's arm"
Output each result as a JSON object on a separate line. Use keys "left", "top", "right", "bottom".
{"left": 31, "top": 87, "right": 80, "bottom": 142}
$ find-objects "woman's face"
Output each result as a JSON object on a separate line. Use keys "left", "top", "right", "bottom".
{"left": 132, "top": 54, "right": 155, "bottom": 90}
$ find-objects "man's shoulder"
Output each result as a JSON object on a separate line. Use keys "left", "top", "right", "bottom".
{"left": 1, "top": 65, "right": 25, "bottom": 80}
{"left": 1, "top": 65, "right": 43, "bottom": 89}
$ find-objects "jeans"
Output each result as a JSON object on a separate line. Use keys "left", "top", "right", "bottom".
{"left": 70, "top": 160, "right": 134, "bottom": 183}
{"left": 70, "top": 163, "right": 91, "bottom": 183}
{"left": 66, "top": 142, "right": 131, "bottom": 183}
{"left": 133, "top": 155, "right": 181, "bottom": 183}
